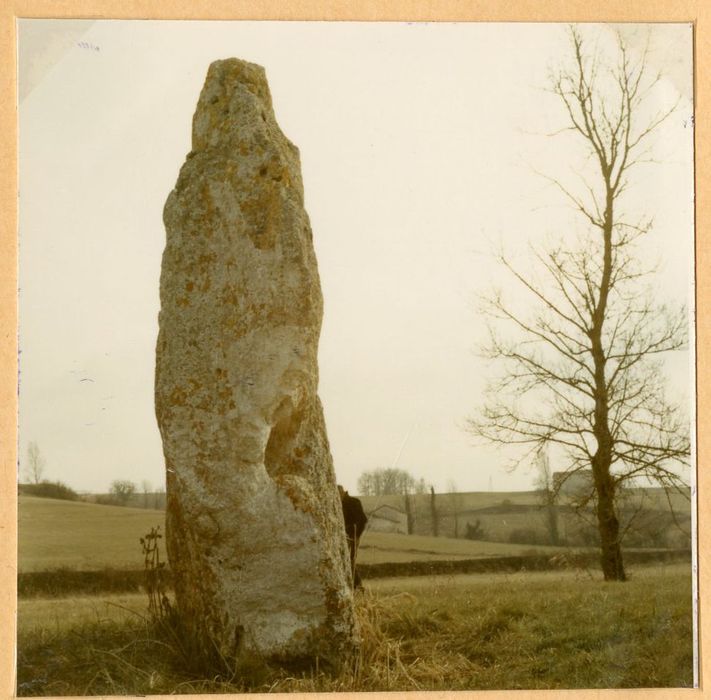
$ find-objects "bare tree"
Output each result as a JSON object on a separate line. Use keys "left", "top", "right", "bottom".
{"left": 110, "top": 479, "right": 137, "bottom": 506}
{"left": 534, "top": 449, "right": 560, "bottom": 546}
{"left": 429, "top": 485, "right": 439, "bottom": 537}
{"left": 447, "top": 480, "right": 464, "bottom": 538}
{"left": 25, "top": 441, "right": 45, "bottom": 484}
{"left": 469, "top": 27, "right": 690, "bottom": 581}
{"left": 403, "top": 484, "right": 415, "bottom": 535}
{"left": 141, "top": 479, "right": 153, "bottom": 508}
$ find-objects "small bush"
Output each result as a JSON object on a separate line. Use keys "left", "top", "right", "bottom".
{"left": 464, "top": 519, "right": 487, "bottom": 540}
{"left": 18, "top": 480, "right": 78, "bottom": 501}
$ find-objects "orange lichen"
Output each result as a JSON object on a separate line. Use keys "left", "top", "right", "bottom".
{"left": 169, "top": 387, "right": 188, "bottom": 407}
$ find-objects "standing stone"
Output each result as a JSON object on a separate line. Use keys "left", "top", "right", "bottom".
{"left": 155, "top": 59, "right": 357, "bottom": 668}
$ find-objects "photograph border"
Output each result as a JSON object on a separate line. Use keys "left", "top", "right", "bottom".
{"left": 2, "top": 1, "right": 708, "bottom": 698}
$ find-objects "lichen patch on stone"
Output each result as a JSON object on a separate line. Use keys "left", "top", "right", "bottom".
{"left": 156, "top": 58, "right": 357, "bottom": 667}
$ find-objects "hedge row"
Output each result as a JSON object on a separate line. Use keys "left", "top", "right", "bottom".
{"left": 18, "top": 549, "right": 690, "bottom": 598}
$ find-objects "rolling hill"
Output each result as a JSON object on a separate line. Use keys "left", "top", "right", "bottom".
{"left": 18, "top": 495, "right": 568, "bottom": 572}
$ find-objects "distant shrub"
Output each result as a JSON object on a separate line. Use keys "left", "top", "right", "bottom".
{"left": 619, "top": 509, "right": 690, "bottom": 549}
{"left": 94, "top": 494, "right": 121, "bottom": 506}
{"left": 464, "top": 519, "right": 487, "bottom": 541}
{"left": 19, "top": 480, "right": 78, "bottom": 501}
{"left": 623, "top": 525, "right": 667, "bottom": 549}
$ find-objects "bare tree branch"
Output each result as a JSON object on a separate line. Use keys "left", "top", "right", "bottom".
{"left": 468, "top": 26, "right": 690, "bottom": 582}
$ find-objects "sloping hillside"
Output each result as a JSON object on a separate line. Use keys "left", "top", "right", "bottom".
{"left": 19, "top": 496, "right": 165, "bottom": 572}
{"left": 18, "top": 496, "right": 567, "bottom": 573}
{"left": 358, "top": 531, "right": 565, "bottom": 564}
{"left": 359, "top": 487, "right": 691, "bottom": 546}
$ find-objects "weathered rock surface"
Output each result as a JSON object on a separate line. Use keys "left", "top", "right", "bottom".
{"left": 155, "top": 59, "right": 357, "bottom": 667}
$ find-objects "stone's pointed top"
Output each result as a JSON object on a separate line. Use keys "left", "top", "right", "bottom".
{"left": 192, "top": 57, "right": 276, "bottom": 152}
{"left": 205, "top": 57, "right": 268, "bottom": 90}
{"left": 209, "top": 57, "right": 265, "bottom": 71}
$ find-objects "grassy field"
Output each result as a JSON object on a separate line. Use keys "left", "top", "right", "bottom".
{"left": 18, "top": 496, "right": 569, "bottom": 572}
{"left": 19, "top": 497, "right": 166, "bottom": 571}
{"left": 16, "top": 562, "right": 693, "bottom": 694}
{"left": 16, "top": 495, "right": 695, "bottom": 692}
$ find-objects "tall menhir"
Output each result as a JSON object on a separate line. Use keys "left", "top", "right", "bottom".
{"left": 155, "top": 59, "right": 357, "bottom": 667}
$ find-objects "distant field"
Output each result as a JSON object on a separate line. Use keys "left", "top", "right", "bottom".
{"left": 360, "top": 490, "right": 543, "bottom": 512}
{"left": 18, "top": 482, "right": 689, "bottom": 564}
{"left": 361, "top": 487, "right": 692, "bottom": 513}
{"left": 360, "top": 487, "right": 691, "bottom": 545}
{"left": 358, "top": 531, "right": 565, "bottom": 563}
{"left": 18, "top": 496, "right": 568, "bottom": 572}
{"left": 19, "top": 497, "right": 165, "bottom": 572}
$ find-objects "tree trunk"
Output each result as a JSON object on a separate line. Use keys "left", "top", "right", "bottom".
{"left": 546, "top": 498, "right": 560, "bottom": 546}
{"left": 429, "top": 486, "right": 439, "bottom": 537}
{"left": 589, "top": 190, "right": 626, "bottom": 581}
{"left": 593, "top": 460, "right": 626, "bottom": 580}
{"left": 404, "top": 492, "right": 414, "bottom": 534}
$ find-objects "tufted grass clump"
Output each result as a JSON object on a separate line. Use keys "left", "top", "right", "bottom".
{"left": 16, "top": 563, "right": 693, "bottom": 695}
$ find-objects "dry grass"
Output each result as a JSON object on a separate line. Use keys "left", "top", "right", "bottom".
{"left": 16, "top": 563, "right": 693, "bottom": 694}
{"left": 18, "top": 594, "right": 147, "bottom": 633}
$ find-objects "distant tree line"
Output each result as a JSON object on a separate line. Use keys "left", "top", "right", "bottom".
{"left": 357, "top": 468, "right": 434, "bottom": 535}
{"left": 92, "top": 480, "right": 165, "bottom": 508}
{"left": 357, "top": 468, "right": 429, "bottom": 497}
{"left": 18, "top": 480, "right": 78, "bottom": 501}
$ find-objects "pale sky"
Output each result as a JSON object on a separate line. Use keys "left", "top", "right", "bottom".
{"left": 17, "top": 21, "right": 694, "bottom": 495}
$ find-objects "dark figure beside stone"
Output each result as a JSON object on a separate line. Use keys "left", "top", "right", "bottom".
{"left": 338, "top": 485, "right": 368, "bottom": 589}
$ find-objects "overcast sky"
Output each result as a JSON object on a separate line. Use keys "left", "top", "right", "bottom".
{"left": 17, "top": 20, "right": 694, "bottom": 495}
